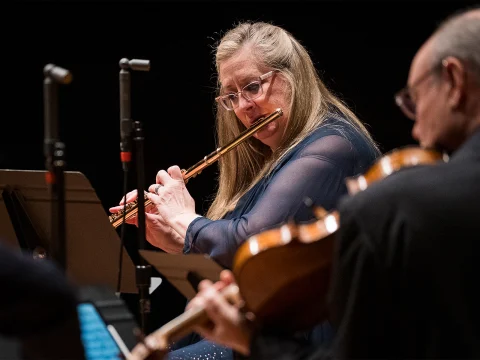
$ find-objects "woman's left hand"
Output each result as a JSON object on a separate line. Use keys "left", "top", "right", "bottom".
{"left": 147, "top": 165, "right": 200, "bottom": 243}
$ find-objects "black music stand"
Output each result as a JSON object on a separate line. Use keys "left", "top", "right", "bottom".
{"left": 0, "top": 169, "right": 137, "bottom": 293}
{"left": 139, "top": 250, "right": 225, "bottom": 300}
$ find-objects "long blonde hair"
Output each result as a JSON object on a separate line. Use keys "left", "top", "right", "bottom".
{"left": 206, "top": 21, "right": 378, "bottom": 220}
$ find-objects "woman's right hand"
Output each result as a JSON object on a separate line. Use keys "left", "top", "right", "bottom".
{"left": 109, "top": 190, "right": 185, "bottom": 254}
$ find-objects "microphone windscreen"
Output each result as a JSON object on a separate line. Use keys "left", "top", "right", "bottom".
{"left": 129, "top": 59, "right": 150, "bottom": 71}
{"left": 44, "top": 64, "right": 73, "bottom": 84}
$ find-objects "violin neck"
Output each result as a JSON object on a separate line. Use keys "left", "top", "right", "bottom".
{"left": 151, "top": 284, "right": 242, "bottom": 348}
{"left": 156, "top": 302, "right": 210, "bottom": 347}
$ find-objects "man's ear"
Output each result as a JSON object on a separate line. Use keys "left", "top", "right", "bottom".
{"left": 442, "top": 57, "right": 466, "bottom": 110}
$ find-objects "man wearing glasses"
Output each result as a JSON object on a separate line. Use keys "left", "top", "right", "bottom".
{"left": 128, "top": 6, "right": 480, "bottom": 360}
{"left": 322, "top": 7, "right": 480, "bottom": 358}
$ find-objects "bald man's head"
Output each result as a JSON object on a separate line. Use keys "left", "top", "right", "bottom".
{"left": 430, "top": 7, "right": 480, "bottom": 82}
{"left": 402, "top": 6, "right": 480, "bottom": 151}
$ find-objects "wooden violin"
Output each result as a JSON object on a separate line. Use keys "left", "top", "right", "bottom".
{"left": 232, "top": 208, "right": 339, "bottom": 331}
{"left": 127, "top": 146, "right": 447, "bottom": 359}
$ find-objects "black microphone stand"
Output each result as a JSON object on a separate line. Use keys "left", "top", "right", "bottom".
{"left": 43, "top": 64, "right": 72, "bottom": 271}
{"left": 119, "top": 58, "right": 152, "bottom": 335}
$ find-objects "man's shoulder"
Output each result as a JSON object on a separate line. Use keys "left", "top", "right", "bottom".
{"left": 334, "top": 163, "right": 451, "bottom": 251}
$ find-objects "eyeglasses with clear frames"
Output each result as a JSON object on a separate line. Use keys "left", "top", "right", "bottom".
{"left": 394, "top": 61, "right": 444, "bottom": 120}
{"left": 215, "top": 70, "right": 278, "bottom": 111}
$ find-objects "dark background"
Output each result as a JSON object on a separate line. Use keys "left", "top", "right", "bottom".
{"left": 2, "top": 0, "right": 477, "bottom": 331}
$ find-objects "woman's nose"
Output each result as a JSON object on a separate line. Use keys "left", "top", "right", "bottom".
{"left": 237, "top": 93, "right": 253, "bottom": 110}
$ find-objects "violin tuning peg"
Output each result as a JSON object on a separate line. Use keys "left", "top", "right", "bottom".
{"left": 312, "top": 206, "right": 328, "bottom": 219}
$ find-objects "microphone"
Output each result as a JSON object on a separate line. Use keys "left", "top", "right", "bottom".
{"left": 119, "top": 58, "right": 150, "bottom": 71}
{"left": 119, "top": 58, "right": 150, "bottom": 170}
{"left": 119, "top": 65, "right": 132, "bottom": 170}
{"left": 117, "top": 58, "right": 152, "bottom": 334}
{"left": 43, "top": 64, "right": 72, "bottom": 271}
{"left": 43, "top": 64, "right": 73, "bottom": 85}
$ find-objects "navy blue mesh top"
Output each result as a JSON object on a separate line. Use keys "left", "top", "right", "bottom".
{"left": 183, "top": 115, "right": 380, "bottom": 268}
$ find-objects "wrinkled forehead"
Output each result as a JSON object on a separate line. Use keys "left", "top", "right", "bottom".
{"left": 219, "top": 59, "right": 255, "bottom": 85}
{"left": 218, "top": 46, "right": 265, "bottom": 86}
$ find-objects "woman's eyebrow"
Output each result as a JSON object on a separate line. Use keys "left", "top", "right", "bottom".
{"left": 221, "top": 74, "right": 260, "bottom": 92}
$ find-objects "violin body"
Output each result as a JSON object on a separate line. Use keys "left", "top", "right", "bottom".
{"left": 232, "top": 212, "right": 340, "bottom": 331}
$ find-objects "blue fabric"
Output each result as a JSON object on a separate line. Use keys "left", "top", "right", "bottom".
{"left": 184, "top": 116, "right": 379, "bottom": 269}
{"left": 170, "top": 116, "right": 380, "bottom": 359}
{"left": 167, "top": 334, "right": 233, "bottom": 360}
{"left": 166, "top": 322, "right": 335, "bottom": 360}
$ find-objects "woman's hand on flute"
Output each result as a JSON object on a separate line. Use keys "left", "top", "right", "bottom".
{"left": 145, "top": 165, "right": 201, "bottom": 251}
{"left": 108, "top": 165, "right": 197, "bottom": 254}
